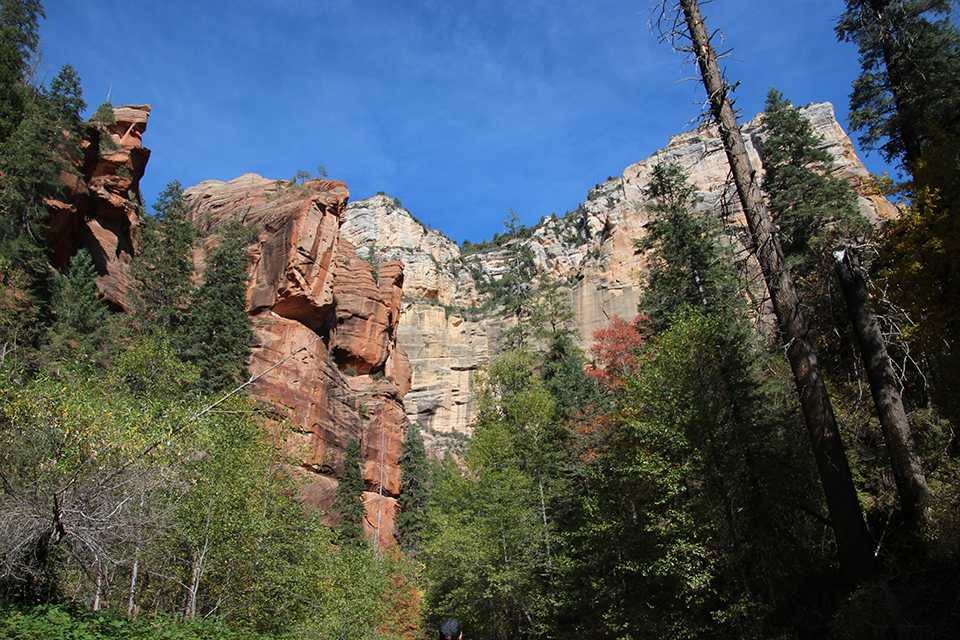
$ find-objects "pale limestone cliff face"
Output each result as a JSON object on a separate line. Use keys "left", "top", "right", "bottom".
{"left": 345, "top": 103, "right": 895, "bottom": 442}
{"left": 341, "top": 195, "right": 472, "bottom": 304}
{"left": 184, "top": 175, "right": 411, "bottom": 544}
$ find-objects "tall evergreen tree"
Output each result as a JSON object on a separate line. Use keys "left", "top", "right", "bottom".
{"left": 397, "top": 422, "right": 429, "bottom": 556}
{"left": 332, "top": 438, "right": 368, "bottom": 546}
{"left": 1, "top": 61, "right": 85, "bottom": 333}
{"left": 178, "top": 222, "right": 253, "bottom": 390}
{"left": 488, "top": 211, "right": 538, "bottom": 350}
{"left": 130, "top": 181, "right": 196, "bottom": 332}
{"left": 0, "top": 0, "right": 44, "bottom": 143}
{"left": 44, "top": 64, "right": 86, "bottom": 144}
{"left": 761, "top": 89, "right": 868, "bottom": 272}
{"left": 47, "top": 247, "right": 109, "bottom": 354}
{"left": 655, "top": 0, "right": 878, "bottom": 584}
{"left": 760, "top": 88, "right": 875, "bottom": 383}
{"left": 836, "top": 0, "right": 960, "bottom": 168}
{"left": 634, "top": 161, "right": 739, "bottom": 328}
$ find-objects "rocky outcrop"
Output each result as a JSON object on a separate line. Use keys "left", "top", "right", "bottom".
{"left": 44, "top": 105, "right": 151, "bottom": 309}
{"left": 343, "top": 102, "right": 896, "bottom": 442}
{"left": 184, "top": 175, "right": 411, "bottom": 544}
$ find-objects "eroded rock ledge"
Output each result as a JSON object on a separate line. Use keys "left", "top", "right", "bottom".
{"left": 185, "top": 174, "right": 411, "bottom": 543}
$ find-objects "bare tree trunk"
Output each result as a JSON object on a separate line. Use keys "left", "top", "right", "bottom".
{"left": 126, "top": 553, "right": 140, "bottom": 616}
{"left": 537, "top": 476, "right": 554, "bottom": 583}
{"left": 675, "top": 0, "right": 878, "bottom": 584}
{"left": 834, "top": 247, "right": 933, "bottom": 526}
{"left": 93, "top": 566, "right": 103, "bottom": 611}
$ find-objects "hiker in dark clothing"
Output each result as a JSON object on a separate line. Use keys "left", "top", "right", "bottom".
{"left": 439, "top": 618, "right": 462, "bottom": 640}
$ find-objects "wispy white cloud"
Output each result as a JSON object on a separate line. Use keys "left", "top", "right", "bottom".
{"left": 39, "top": 0, "right": 885, "bottom": 243}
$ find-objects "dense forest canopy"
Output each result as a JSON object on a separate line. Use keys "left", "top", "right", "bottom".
{"left": 2, "top": 0, "right": 959, "bottom": 639}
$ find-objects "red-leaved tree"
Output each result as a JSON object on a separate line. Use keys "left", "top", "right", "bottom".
{"left": 586, "top": 315, "right": 651, "bottom": 391}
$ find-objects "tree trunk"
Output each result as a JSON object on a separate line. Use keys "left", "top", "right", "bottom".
{"left": 678, "top": 0, "right": 878, "bottom": 584}
{"left": 834, "top": 247, "right": 933, "bottom": 526}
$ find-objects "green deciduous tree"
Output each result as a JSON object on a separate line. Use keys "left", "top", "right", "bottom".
{"left": 423, "top": 351, "right": 568, "bottom": 640}
{"left": 565, "top": 308, "right": 822, "bottom": 638}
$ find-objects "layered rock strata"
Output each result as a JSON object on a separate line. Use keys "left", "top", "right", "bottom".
{"left": 341, "top": 102, "right": 897, "bottom": 441}
{"left": 44, "top": 105, "right": 152, "bottom": 308}
{"left": 185, "top": 175, "right": 412, "bottom": 543}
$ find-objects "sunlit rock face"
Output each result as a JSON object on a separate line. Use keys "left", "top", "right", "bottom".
{"left": 45, "top": 105, "right": 152, "bottom": 309}
{"left": 342, "top": 103, "right": 896, "bottom": 444}
{"left": 184, "top": 175, "right": 411, "bottom": 544}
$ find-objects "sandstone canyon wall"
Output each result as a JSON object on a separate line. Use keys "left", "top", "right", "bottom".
{"left": 52, "top": 109, "right": 413, "bottom": 543}
{"left": 184, "top": 176, "right": 412, "bottom": 544}
{"left": 45, "top": 105, "right": 151, "bottom": 309}
{"left": 340, "top": 102, "right": 897, "bottom": 444}
{"left": 61, "top": 101, "right": 895, "bottom": 535}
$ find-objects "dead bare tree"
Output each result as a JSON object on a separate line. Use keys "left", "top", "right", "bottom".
{"left": 651, "top": 0, "right": 878, "bottom": 584}
{"left": 834, "top": 246, "right": 933, "bottom": 528}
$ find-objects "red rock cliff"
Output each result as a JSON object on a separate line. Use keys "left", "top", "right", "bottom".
{"left": 184, "top": 174, "right": 412, "bottom": 545}
{"left": 45, "top": 105, "right": 151, "bottom": 308}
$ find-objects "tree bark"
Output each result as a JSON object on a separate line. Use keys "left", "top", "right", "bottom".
{"left": 678, "top": 0, "right": 878, "bottom": 584}
{"left": 834, "top": 247, "right": 933, "bottom": 526}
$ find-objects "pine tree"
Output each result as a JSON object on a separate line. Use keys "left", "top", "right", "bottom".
{"left": 488, "top": 211, "right": 538, "bottom": 350}
{"left": 48, "top": 247, "right": 109, "bottom": 353}
{"left": 45, "top": 64, "right": 86, "bottom": 143}
{"left": 634, "top": 161, "right": 739, "bottom": 329}
{"left": 178, "top": 222, "right": 253, "bottom": 390}
{"left": 130, "top": 181, "right": 196, "bottom": 332}
{"left": 0, "top": 0, "right": 44, "bottom": 143}
{"left": 761, "top": 89, "right": 867, "bottom": 271}
{"left": 0, "top": 51, "right": 85, "bottom": 335}
{"left": 332, "top": 438, "right": 368, "bottom": 546}
{"left": 655, "top": 0, "right": 878, "bottom": 584}
{"left": 836, "top": 0, "right": 960, "bottom": 168}
{"left": 761, "top": 89, "right": 871, "bottom": 376}
{"left": 397, "top": 422, "right": 429, "bottom": 555}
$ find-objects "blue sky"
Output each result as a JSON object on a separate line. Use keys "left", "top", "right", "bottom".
{"left": 39, "top": 0, "right": 889, "bottom": 244}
